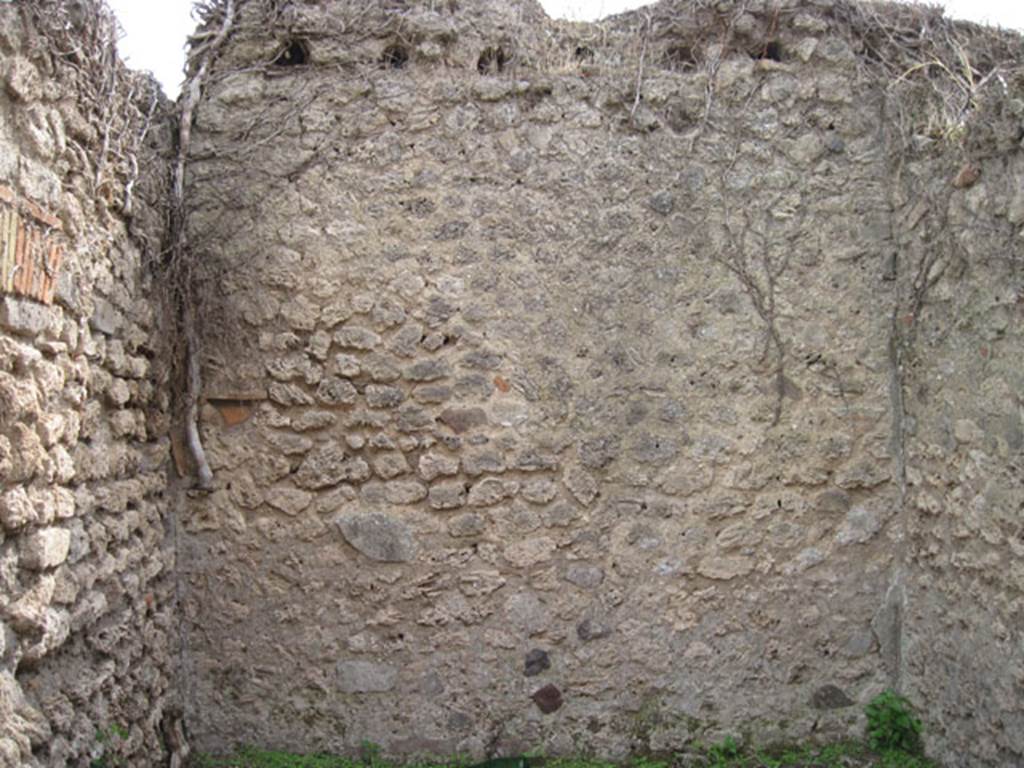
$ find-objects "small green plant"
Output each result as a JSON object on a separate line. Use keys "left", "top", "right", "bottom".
{"left": 865, "top": 690, "right": 923, "bottom": 755}
{"left": 196, "top": 747, "right": 368, "bottom": 767}
{"left": 361, "top": 742, "right": 383, "bottom": 768}
{"left": 705, "top": 736, "right": 742, "bottom": 767}
{"left": 90, "top": 723, "right": 129, "bottom": 767}
{"left": 627, "top": 757, "right": 668, "bottom": 768}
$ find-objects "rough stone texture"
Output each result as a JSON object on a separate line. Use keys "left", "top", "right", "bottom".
{"left": 0, "top": 3, "right": 177, "bottom": 766}
{"left": 171, "top": 0, "right": 1024, "bottom": 763}
{"left": 338, "top": 660, "right": 399, "bottom": 693}
{"left": 896, "top": 149, "right": 1024, "bottom": 764}
{"left": 335, "top": 509, "right": 419, "bottom": 562}
{"left": 0, "top": 0, "right": 1010, "bottom": 766}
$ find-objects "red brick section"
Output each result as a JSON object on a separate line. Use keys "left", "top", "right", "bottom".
{"left": 211, "top": 400, "right": 255, "bottom": 427}
{"left": 0, "top": 184, "right": 64, "bottom": 304}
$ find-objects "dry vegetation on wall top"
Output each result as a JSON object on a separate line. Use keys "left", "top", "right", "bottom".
{"left": 186, "top": 0, "right": 1024, "bottom": 155}
{"left": 15, "top": 0, "right": 168, "bottom": 238}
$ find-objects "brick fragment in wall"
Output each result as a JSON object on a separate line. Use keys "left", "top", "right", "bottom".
{"left": 0, "top": 192, "right": 65, "bottom": 305}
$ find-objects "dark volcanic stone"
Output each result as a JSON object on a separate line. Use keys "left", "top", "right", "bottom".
{"left": 439, "top": 407, "right": 488, "bottom": 434}
{"left": 577, "top": 619, "right": 612, "bottom": 642}
{"left": 405, "top": 359, "right": 452, "bottom": 382}
{"left": 531, "top": 683, "right": 563, "bottom": 714}
{"left": 648, "top": 190, "right": 675, "bottom": 215}
{"left": 811, "top": 684, "right": 854, "bottom": 710}
{"left": 524, "top": 649, "right": 551, "bottom": 677}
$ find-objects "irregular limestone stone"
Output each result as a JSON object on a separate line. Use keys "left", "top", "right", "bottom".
{"left": 7, "top": 574, "right": 56, "bottom": 631}
{"left": 335, "top": 327, "right": 381, "bottom": 351}
{"left": 21, "top": 606, "right": 70, "bottom": 662}
{"left": 365, "top": 385, "right": 405, "bottom": 409}
{"left": 4, "top": 56, "right": 43, "bottom": 101}
{"left": 0, "top": 669, "right": 50, "bottom": 753}
{"left": 438, "top": 407, "right": 488, "bottom": 433}
{"left": 396, "top": 405, "right": 434, "bottom": 432}
{"left": 0, "top": 297, "right": 56, "bottom": 337}
{"left": 503, "top": 537, "right": 555, "bottom": 568}
{"left": 0, "top": 487, "right": 35, "bottom": 530}
{"left": 461, "top": 451, "right": 505, "bottom": 477}
{"left": 307, "top": 330, "right": 332, "bottom": 361}
{"left": 404, "top": 360, "right": 452, "bottom": 382}
{"left": 412, "top": 384, "right": 451, "bottom": 404}
{"left": 337, "top": 660, "right": 398, "bottom": 693}
{"left": 0, "top": 373, "right": 40, "bottom": 424}
{"left": 371, "top": 298, "right": 406, "bottom": 329}
{"left": 281, "top": 295, "right": 320, "bottom": 331}
{"left": 373, "top": 452, "right": 410, "bottom": 480}
{"left": 815, "top": 489, "right": 851, "bottom": 515}
{"left": 836, "top": 504, "right": 882, "bottom": 545}
{"left": 659, "top": 463, "right": 714, "bottom": 497}
{"left": 564, "top": 465, "right": 599, "bottom": 506}
{"left": 322, "top": 300, "right": 353, "bottom": 328}
{"left": 564, "top": 563, "right": 604, "bottom": 589}
{"left": 504, "top": 591, "right": 548, "bottom": 635}
{"left": 265, "top": 486, "right": 314, "bottom": 516}
{"left": 514, "top": 451, "right": 558, "bottom": 473}
{"left": 697, "top": 556, "right": 754, "bottom": 581}
{"left": 20, "top": 527, "right": 71, "bottom": 570}
{"left": 266, "top": 354, "right": 320, "bottom": 384}
{"left": 383, "top": 480, "right": 427, "bottom": 505}
{"left": 521, "top": 479, "right": 558, "bottom": 505}
{"left": 89, "top": 297, "right": 124, "bottom": 336}
{"left": 292, "top": 411, "right": 336, "bottom": 432}
{"left": 333, "top": 354, "right": 361, "bottom": 377}
{"left": 468, "top": 478, "right": 518, "bottom": 507}
{"left": 390, "top": 322, "right": 424, "bottom": 356}
{"left": 419, "top": 453, "right": 460, "bottom": 481}
{"left": 264, "top": 431, "right": 314, "bottom": 456}
{"left": 268, "top": 383, "right": 315, "bottom": 406}
{"left": 335, "top": 509, "right": 417, "bottom": 562}
{"left": 316, "top": 377, "right": 358, "bottom": 406}
{"left": 835, "top": 461, "right": 890, "bottom": 490}
{"left": 295, "top": 444, "right": 370, "bottom": 489}
{"left": 363, "top": 356, "right": 401, "bottom": 383}
{"left": 447, "top": 512, "right": 486, "bottom": 538}
{"left": 428, "top": 480, "right": 467, "bottom": 510}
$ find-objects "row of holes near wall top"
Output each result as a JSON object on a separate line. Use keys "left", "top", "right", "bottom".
{"left": 271, "top": 38, "right": 786, "bottom": 72}
{"left": 271, "top": 39, "right": 509, "bottom": 73}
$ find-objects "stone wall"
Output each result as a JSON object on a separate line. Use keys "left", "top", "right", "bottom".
{"left": 180, "top": 0, "right": 1005, "bottom": 759}
{"left": 0, "top": 3, "right": 177, "bottom": 766}
{"left": 1, "top": 1, "right": 1021, "bottom": 766}
{"left": 895, "top": 154, "right": 1024, "bottom": 762}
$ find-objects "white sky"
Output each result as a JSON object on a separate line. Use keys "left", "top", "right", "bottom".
{"left": 108, "top": 0, "right": 1024, "bottom": 97}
